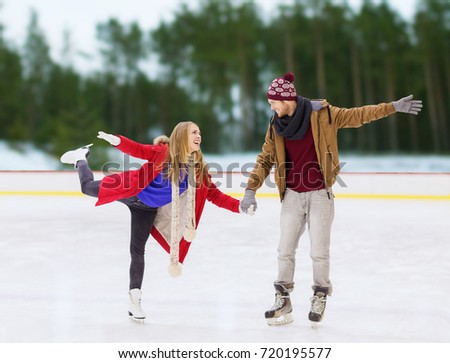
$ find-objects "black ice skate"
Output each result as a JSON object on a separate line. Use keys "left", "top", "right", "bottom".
{"left": 309, "top": 287, "right": 328, "bottom": 327}
{"left": 265, "top": 282, "right": 294, "bottom": 326}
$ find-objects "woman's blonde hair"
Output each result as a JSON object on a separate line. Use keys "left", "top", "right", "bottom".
{"left": 165, "top": 121, "right": 209, "bottom": 186}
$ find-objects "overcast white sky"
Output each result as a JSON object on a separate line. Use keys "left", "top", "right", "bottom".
{"left": 1, "top": 0, "right": 417, "bottom": 73}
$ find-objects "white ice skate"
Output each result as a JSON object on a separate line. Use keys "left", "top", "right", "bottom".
{"left": 265, "top": 283, "right": 294, "bottom": 326}
{"left": 128, "top": 288, "right": 146, "bottom": 323}
{"left": 60, "top": 144, "right": 93, "bottom": 168}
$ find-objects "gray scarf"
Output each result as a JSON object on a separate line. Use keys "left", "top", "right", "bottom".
{"left": 273, "top": 96, "right": 312, "bottom": 140}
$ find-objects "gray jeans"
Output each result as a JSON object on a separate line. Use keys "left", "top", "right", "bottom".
{"left": 277, "top": 188, "right": 334, "bottom": 295}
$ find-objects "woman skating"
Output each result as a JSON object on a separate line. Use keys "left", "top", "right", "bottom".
{"left": 60, "top": 121, "right": 253, "bottom": 322}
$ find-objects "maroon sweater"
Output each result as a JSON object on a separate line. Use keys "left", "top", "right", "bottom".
{"left": 284, "top": 124, "right": 326, "bottom": 192}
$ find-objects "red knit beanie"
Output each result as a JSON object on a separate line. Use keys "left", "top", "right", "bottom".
{"left": 267, "top": 72, "right": 297, "bottom": 101}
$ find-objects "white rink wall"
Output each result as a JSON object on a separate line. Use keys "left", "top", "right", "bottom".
{"left": 0, "top": 141, "right": 449, "bottom": 199}
{"left": 211, "top": 171, "right": 450, "bottom": 199}
{"left": 0, "top": 171, "right": 449, "bottom": 200}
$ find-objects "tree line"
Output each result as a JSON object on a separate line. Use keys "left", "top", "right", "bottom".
{"left": 0, "top": 0, "right": 449, "bottom": 169}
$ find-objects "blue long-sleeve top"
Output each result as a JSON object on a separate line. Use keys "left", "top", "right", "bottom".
{"left": 137, "top": 172, "right": 188, "bottom": 208}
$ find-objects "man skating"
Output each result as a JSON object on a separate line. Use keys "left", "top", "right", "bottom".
{"left": 240, "top": 72, "right": 422, "bottom": 326}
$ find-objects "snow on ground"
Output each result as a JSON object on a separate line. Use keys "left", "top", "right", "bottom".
{"left": 205, "top": 152, "right": 450, "bottom": 173}
{"left": 0, "top": 141, "right": 60, "bottom": 170}
{"left": 1, "top": 140, "right": 450, "bottom": 172}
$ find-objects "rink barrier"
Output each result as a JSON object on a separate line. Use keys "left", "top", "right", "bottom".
{"left": 0, "top": 191, "right": 449, "bottom": 200}
{"left": 0, "top": 171, "right": 449, "bottom": 201}
{"left": 0, "top": 191, "right": 83, "bottom": 196}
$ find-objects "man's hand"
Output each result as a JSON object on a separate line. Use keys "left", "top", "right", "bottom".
{"left": 393, "top": 95, "right": 423, "bottom": 115}
{"left": 239, "top": 204, "right": 255, "bottom": 216}
{"left": 240, "top": 189, "right": 257, "bottom": 215}
{"left": 97, "top": 131, "right": 120, "bottom": 146}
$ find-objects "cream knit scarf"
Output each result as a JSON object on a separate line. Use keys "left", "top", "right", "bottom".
{"left": 168, "top": 155, "right": 196, "bottom": 277}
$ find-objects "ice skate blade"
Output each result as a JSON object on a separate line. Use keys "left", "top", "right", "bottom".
{"left": 129, "top": 316, "right": 145, "bottom": 324}
{"left": 310, "top": 315, "right": 324, "bottom": 329}
{"left": 266, "top": 313, "right": 293, "bottom": 326}
{"left": 128, "top": 312, "right": 145, "bottom": 324}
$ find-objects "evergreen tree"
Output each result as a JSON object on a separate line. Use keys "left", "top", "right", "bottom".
{"left": 22, "top": 9, "right": 52, "bottom": 142}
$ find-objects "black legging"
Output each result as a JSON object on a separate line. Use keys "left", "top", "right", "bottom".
{"left": 77, "top": 160, "right": 157, "bottom": 290}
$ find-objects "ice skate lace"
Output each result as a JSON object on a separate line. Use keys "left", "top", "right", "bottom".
{"left": 310, "top": 295, "right": 326, "bottom": 314}
{"left": 272, "top": 293, "right": 288, "bottom": 310}
{"left": 131, "top": 298, "right": 142, "bottom": 308}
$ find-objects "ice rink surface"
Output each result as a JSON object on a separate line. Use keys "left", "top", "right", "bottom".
{"left": 1, "top": 172, "right": 449, "bottom": 345}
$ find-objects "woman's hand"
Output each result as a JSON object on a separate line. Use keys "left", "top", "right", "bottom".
{"left": 97, "top": 131, "right": 120, "bottom": 146}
